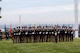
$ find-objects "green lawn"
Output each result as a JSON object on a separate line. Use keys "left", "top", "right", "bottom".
{"left": 0, "top": 39, "right": 80, "bottom": 53}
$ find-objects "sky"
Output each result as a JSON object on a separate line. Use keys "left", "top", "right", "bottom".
{"left": 0, "top": 0, "right": 80, "bottom": 25}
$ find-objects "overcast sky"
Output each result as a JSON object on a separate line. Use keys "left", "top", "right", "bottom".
{"left": 0, "top": 0, "right": 80, "bottom": 25}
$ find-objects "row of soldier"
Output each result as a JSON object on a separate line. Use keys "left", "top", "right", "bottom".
{"left": 12, "top": 25, "right": 74, "bottom": 43}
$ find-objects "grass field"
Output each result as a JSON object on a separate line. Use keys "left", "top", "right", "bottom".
{"left": 0, "top": 39, "right": 80, "bottom": 53}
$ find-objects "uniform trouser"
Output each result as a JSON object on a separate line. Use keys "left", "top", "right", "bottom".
{"left": 30, "top": 35, "right": 34, "bottom": 43}
{"left": 36, "top": 35, "right": 40, "bottom": 42}
{"left": 26, "top": 36, "right": 29, "bottom": 43}
{"left": 25, "top": 35, "right": 28, "bottom": 43}
{"left": 28, "top": 35, "right": 32, "bottom": 43}
{"left": 70, "top": 34, "right": 73, "bottom": 41}
{"left": 14, "top": 36, "right": 20, "bottom": 43}
{"left": 23, "top": 35, "right": 25, "bottom": 43}
{"left": 0, "top": 36, "right": 2, "bottom": 40}
{"left": 40, "top": 34, "right": 43, "bottom": 42}
{"left": 55, "top": 36, "right": 57, "bottom": 43}
{"left": 60, "top": 34, "right": 64, "bottom": 42}
{"left": 20, "top": 35, "right": 23, "bottom": 43}
{"left": 43, "top": 35, "right": 47, "bottom": 42}
{"left": 25, "top": 36, "right": 28, "bottom": 43}
{"left": 59, "top": 35, "right": 61, "bottom": 42}
{"left": 66, "top": 34, "right": 70, "bottom": 42}
{"left": 62, "top": 35, "right": 65, "bottom": 42}
{"left": 48, "top": 35, "right": 53, "bottom": 42}
{"left": 59, "top": 34, "right": 63, "bottom": 42}
{"left": 47, "top": 35, "right": 52, "bottom": 42}
{"left": 65, "top": 34, "right": 68, "bottom": 41}
{"left": 67, "top": 35, "right": 70, "bottom": 41}
{"left": 22, "top": 35, "right": 27, "bottom": 43}
{"left": 33, "top": 35, "right": 40, "bottom": 42}
{"left": 13, "top": 36, "right": 16, "bottom": 43}
{"left": 29, "top": 35, "right": 34, "bottom": 43}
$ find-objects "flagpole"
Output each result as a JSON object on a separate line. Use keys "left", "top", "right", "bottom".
{"left": 75, "top": 0, "right": 78, "bottom": 38}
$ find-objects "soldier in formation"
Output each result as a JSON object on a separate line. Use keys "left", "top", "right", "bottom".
{"left": 0, "top": 30, "right": 2, "bottom": 40}
{"left": 12, "top": 25, "right": 74, "bottom": 43}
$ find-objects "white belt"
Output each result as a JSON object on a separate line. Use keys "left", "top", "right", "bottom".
{"left": 55, "top": 32, "right": 57, "bottom": 36}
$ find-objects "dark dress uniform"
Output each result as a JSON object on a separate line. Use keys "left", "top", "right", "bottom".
{"left": 62, "top": 29, "right": 65, "bottom": 42}
{"left": 67, "top": 29, "right": 71, "bottom": 41}
{"left": 59, "top": 29, "right": 63, "bottom": 42}
{"left": 27, "top": 29, "right": 32, "bottom": 43}
{"left": 0, "top": 30, "right": 2, "bottom": 40}
{"left": 48, "top": 29, "right": 54, "bottom": 42}
{"left": 25, "top": 30, "right": 28, "bottom": 43}
{"left": 12, "top": 29, "right": 20, "bottom": 43}
{"left": 52, "top": 29, "right": 55, "bottom": 42}
{"left": 40, "top": 29, "right": 43, "bottom": 42}
{"left": 20, "top": 30, "right": 25, "bottom": 43}
{"left": 39, "top": 29, "right": 42, "bottom": 42}
{"left": 42, "top": 29, "right": 47, "bottom": 42}
{"left": 54, "top": 29, "right": 58, "bottom": 43}
{"left": 35, "top": 29, "right": 41, "bottom": 42}
{"left": 64, "top": 29, "right": 68, "bottom": 41}
{"left": 37, "top": 29, "right": 41, "bottom": 42}
{"left": 12, "top": 28, "right": 17, "bottom": 43}
{"left": 57, "top": 29, "right": 60, "bottom": 42}
{"left": 70, "top": 30, "right": 74, "bottom": 41}
{"left": 31, "top": 29, "right": 35, "bottom": 43}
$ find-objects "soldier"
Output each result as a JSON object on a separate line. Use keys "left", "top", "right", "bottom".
{"left": 67, "top": 27, "right": 71, "bottom": 42}
{"left": 65, "top": 28, "right": 68, "bottom": 41}
{"left": 43, "top": 29, "right": 47, "bottom": 42}
{"left": 52, "top": 28, "right": 56, "bottom": 42}
{"left": 64, "top": 26, "right": 68, "bottom": 41}
{"left": 37, "top": 28, "right": 41, "bottom": 42}
{"left": 17, "top": 27, "right": 22, "bottom": 43}
{"left": 59, "top": 29, "right": 63, "bottom": 42}
{"left": 29, "top": 26, "right": 35, "bottom": 43}
{"left": 27, "top": 28, "right": 31, "bottom": 43}
{"left": 0, "top": 30, "right": 2, "bottom": 40}
{"left": 5, "top": 30, "right": 9, "bottom": 40}
{"left": 48, "top": 29, "right": 54, "bottom": 42}
{"left": 57, "top": 28, "right": 60, "bottom": 42}
{"left": 27, "top": 26, "right": 34, "bottom": 43}
{"left": 40, "top": 28, "right": 43, "bottom": 42}
{"left": 20, "top": 27, "right": 25, "bottom": 43}
{"left": 59, "top": 29, "right": 61, "bottom": 42}
{"left": 38, "top": 28, "right": 42, "bottom": 42}
{"left": 47, "top": 26, "right": 52, "bottom": 42}
{"left": 54, "top": 29, "right": 58, "bottom": 43}
{"left": 13, "top": 26, "right": 21, "bottom": 43}
{"left": 62, "top": 26, "right": 65, "bottom": 42}
{"left": 34, "top": 28, "right": 39, "bottom": 42}
{"left": 70, "top": 27, "right": 74, "bottom": 41}
{"left": 31, "top": 29, "right": 35, "bottom": 43}
{"left": 71, "top": 29, "right": 74, "bottom": 41}
{"left": 12, "top": 28, "right": 17, "bottom": 43}
{"left": 25, "top": 28, "right": 29, "bottom": 43}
